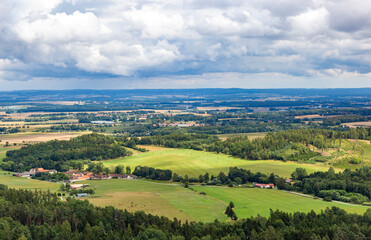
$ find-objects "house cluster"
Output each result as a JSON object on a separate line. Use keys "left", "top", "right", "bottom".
{"left": 253, "top": 183, "right": 275, "bottom": 189}
{"left": 66, "top": 170, "right": 93, "bottom": 182}
{"left": 66, "top": 170, "right": 137, "bottom": 182}
{"left": 14, "top": 168, "right": 57, "bottom": 177}
{"left": 159, "top": 121, "right": 203, "bottom": 127}
{"left": 14, "top": 168, "right": 137, "bottom": 182}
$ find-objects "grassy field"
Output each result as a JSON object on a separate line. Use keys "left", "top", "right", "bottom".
{"left": 0, "top": 171, "right": 368, "bottom": 222}
{"left": 82, "top": 179, "right": 228, "bottom": 222}
{"left": 0, "top": 145, "right": 19, "bottom": 162}
{"left": 0, "top": 171, "right": 60, "bottom": 191}
{"left": 0, "top": 152, "right": 6, "bottom": 162}
{"left": 81, "top": 179, "right": 369, "bottom": 222}
{"left": 103, "top": 147, "right": 333, "bottom": 177}
{"left": 193, "top": 186, "right": 370, "bottom": 218}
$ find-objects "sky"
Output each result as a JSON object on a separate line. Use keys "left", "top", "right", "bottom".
{"left": 0, "top": 0, "right": 371, "bottom": 90}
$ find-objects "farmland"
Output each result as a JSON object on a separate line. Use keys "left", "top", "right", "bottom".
{"left": 80, "top": 179, "right": 369, "bottom": 222}
{"left": 103, "top": 147, "right": 334, "bottom": 178}
{"left": 0, "top": 170, "right": 59, "bottom": 191}
{"left": 193, "top": 186, "right": 369, "bottom": 218}
{"left": 0, "top": 168, "right": 368, "bottom": 222}
{"left": 83, "top": 179, "right": 227, "bottom": 222}
{"left": 0, "top": 131, "right": 89, "bottom": 144}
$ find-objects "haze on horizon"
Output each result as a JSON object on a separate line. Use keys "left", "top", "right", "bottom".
{"left": 0, "top": 0, "right": 371, "bottom": 90}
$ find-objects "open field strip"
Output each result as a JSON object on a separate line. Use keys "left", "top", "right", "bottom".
{"left": 0, "top": 152, "right": 6, "bottom": 162}
{"left": 0, "top": 131, "right": 90, "bottom": 144}
{"left": 80, "top": 179, "right": 228, "bottom": 222}
{"left": 0, "top": 146, "right": 20, "bottom": 162}
{"left": 103, "top": 147, "right": 334, "bottom": 178}
{"left": 341, "top": 121, "right": 371, "bottom": 128}
{"left": 0, "top": 171, "right": 60, "bottom": 191}
{"left": 192, "top": 186, "right": 370, "bottom": 218}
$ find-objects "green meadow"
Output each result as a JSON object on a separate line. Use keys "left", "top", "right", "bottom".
{"left": 0, "top": 171, "right": 368, "bottom": 222}
{"left": 81, "top": 179, "right": 369, "bottom": 222}
{"left": 82, "top": 179, "right": 228, "bottom": 222}
{"left": 193, "top": 186, "right": 370, "bottom": 218}
{"left": 0, "top": 152, "right": 6, "bottom": 162}
{"left": 0, "top": 170, "right": 59, "bottom": 191}
{"left": 103, "top": 147, "right": 333, "bottom": 178}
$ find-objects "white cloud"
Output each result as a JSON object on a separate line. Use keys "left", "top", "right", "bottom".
{"left": 0, "top": 0, "right": 371, "bottom": 88}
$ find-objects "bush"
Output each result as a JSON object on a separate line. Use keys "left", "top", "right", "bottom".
{"left": 199, "top": 192, "right": 206, "bottom": 195}
{"left": 323, "top": 196, "right": 332, "bottom": 202}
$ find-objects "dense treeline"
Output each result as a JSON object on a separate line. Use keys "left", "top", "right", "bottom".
{"left": 277, "top": 167, "right": 371, "bottom": 204}
{"left": 139, "top": 128, "right": 371, "bottom": 162}
{"left": 133, "top": 166, "right": 172, "bottom": 180}
{"left": 1, "top": 133, "right": 132, "bottom": 172}
{"left": 50, "top": 124, "right": 93, "bottom": 131}
{"left": 0, "top": 185, "right": 370, "bottom": 239}
{"left": 0, "top": 127, "right": 20, "bottom": 134}
{"left": 173, "top": 167, "right": 275, "bottom": 187}
{"left": 32, "top": 172, "right": 69, "bottom": 182}
{"left": 323, "top": 115, "right": 368, "bottom": 126}
{"left": 139, "top": 133, "right": 220, "bottom": 151}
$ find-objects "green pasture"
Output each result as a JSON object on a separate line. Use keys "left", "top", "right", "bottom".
{"left": 0, "top": 152, "right": 6, "bottom": 162}
{"left": 82, "top": 179, "right": 228, "bottom": 222}
{"left": 0, "top": 171, "right": 59, "bottom": 191}
{"left": 103, "top": 147, "right": 332, "bottom": 177}
{"left": 193, "top": 186, "right": 370, "bottom": 218}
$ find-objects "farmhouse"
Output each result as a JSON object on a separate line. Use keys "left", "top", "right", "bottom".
{"left": 13, "top": 172, "right": 31, "bottom": 177}
{"left": 14, "top": 168, "right": 57, "bottom": 177}
{"left": 68, "top": 172, "right": 93, "bottom": 182}
{"left": 29, "top": 168, "right": 57, "bottom": 174}
{"left": 253, "top": 183, "right": 275, "bottom": 189}
{"left": 76, "top": 193, "right": 89, "bottom": 198}
{"left": 90, "top": 174, "right": 112, "bottom": 180}
{"left": 110, "top": 174, "right": 137, "bottom": 179}
{"left": 70, "top": 184, "right": 86, "bottom": 190}
{"left": 65, "top": 170, "right": 79, "bottom": 175}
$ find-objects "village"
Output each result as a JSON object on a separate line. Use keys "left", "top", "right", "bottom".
{"left": 14, "top": 168, "right": 137, "bottom": 182}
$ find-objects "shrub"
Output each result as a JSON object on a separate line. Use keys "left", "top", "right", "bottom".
{"left": 323, "top": 196, "right": 332, "bottom": 202}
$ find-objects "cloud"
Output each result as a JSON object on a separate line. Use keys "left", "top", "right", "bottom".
{"left": 0, "top": 0, "right": 371, "bottom": 89}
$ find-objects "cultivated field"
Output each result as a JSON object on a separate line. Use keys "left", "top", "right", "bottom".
{"left": 0, "top": 132, "right": 89, "bottom": 144}
{"left": 193, "top": 186, "right": 370, "bottom": 218}
{"left": 341, "top": 121, "right": 371, "bottom": 128}
{"left": 103, "top": 147, "right": 334, "bottom": 177}
{"left": 294, "top": 114, "right": 325, "bottom": 119}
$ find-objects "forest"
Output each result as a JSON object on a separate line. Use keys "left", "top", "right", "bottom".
{"left": 277, "top": 167, "right": 371, "bottom": 204}
{"left": 1, "top": 134, "right": 132, "bottom": 172}
{"left": 0, "top": 185, "right": 370, "bottom": 240}
{"left": 138, "top": 128, "right": 371, "bottom": 161}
